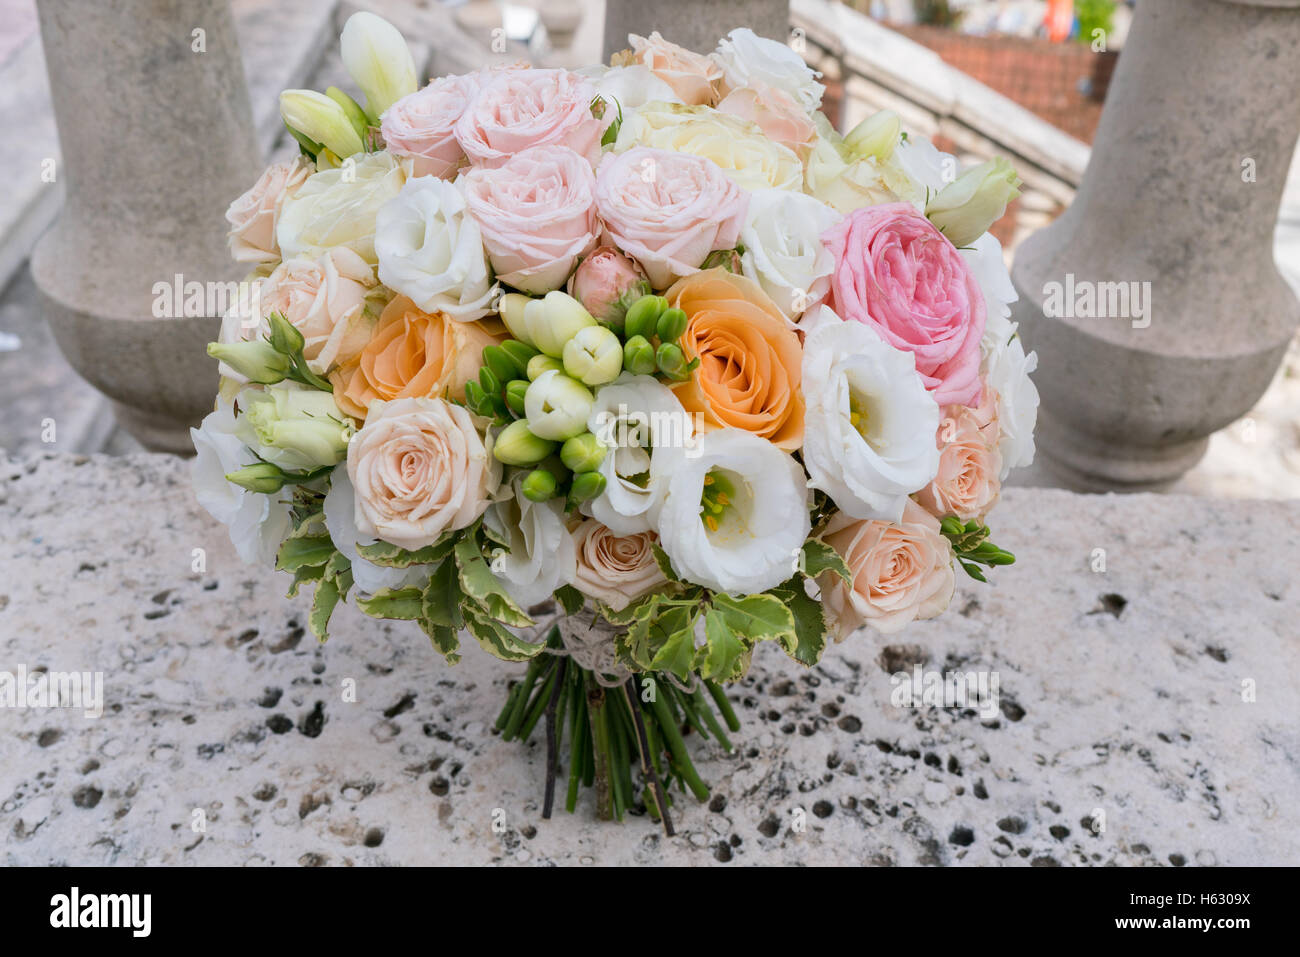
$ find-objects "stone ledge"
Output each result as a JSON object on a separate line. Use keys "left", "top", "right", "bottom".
{"left": 1, "top": 452, "right": 1297, "bottom": 865}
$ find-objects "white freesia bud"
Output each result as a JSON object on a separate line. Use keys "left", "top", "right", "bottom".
{"left": 526, "top": 291, "right": 597, "bottom": 358}
{"left": 279, "top": 90, "right": 366, "bottom": 160}
{"left": 524, "top": 370, "right": 594, "bottom": 441}
{"left": 340, "top": 11, "right": 418, "bottom": 123}
{"left": 562, "top": 325, "right": 623, "bottom": 386}
{"left": 235, "top": 384, "right": 354, "bottom": 471}
{"left": 498, "top": 293, "right": 533, "bottom": 345}
{"left": 925, "top": 157, "right": 1022, "bottom": 249}
{"left": 843, "top": 110, "right": 901, "bottom": 161}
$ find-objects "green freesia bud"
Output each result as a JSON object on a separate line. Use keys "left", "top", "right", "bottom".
{"left": 225, "top": 461, "right": 290, "bottom": 494}
{"left": 843, "top": 109, "right": 901, "bottom": 161}
{"left": 562, "top": 325, "right": 623, "bottom": 386}
{"left": 237, "top": 385, "right": 353, "bottom": 470}
{"left": 339, "top": 11, "right": 418, "bottom": 123}
{"left": 655, "top": 307, "right": 688, "bottom": 342}
{"left": 560, "top": 432, "right": 607, "bottom": 474}
{"left": 325, "top": 86, "right": 370, "bottom": 143}
{"left": 925, "top": 156, "right": 1022, "bottom": 249}
{"left": 500, "top": 339, "right": 539, "bottom": 374}
{"left": 499, "top": 293, "right": 534, "bottom": 346}
{"left": 624, "top": 295, "right": 667, "bottom": 341}
{"left": 504, "top": 379, "right": 530, "bottom": 417}
{"left": 482, "top": 344, "right": 521, "bottom": 384}
{"left": 526, "top": 291, "right": 597, "bottom": 358}
{"left": 656, "top": 341, "right": 688, "bottom": 380}
{"left": 622, "top": 335, "right": 657, "bottom": 376}
{"left": 521, "top": 468, "right": 560, "bottom": 502}
{"left": 206, "top": 341, "right": 291, "bottom": 384}
{"left": 524, "top": 370, "right": 594, "bottom": 441}
{"left": 569, "top": 470, "right": 607, "bottom": 503}
{"left": 527, "top": 354, "right": 564, "bottom": 380}
{"left": 493, "top": 419, "right": 557, "bottom": 466}
{"left": 279, "top": 90, "right": 366, "bottom": 161}
{"left": 479, "top": 365, "right": 501, "bottom": 395}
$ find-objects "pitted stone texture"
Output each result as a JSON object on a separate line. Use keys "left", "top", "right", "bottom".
{"left": 1, "top": 452, "right": 1297, "bottom": 865}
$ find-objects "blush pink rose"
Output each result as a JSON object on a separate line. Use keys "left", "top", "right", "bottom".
{"left": 824, "top": 203, "right": 985, "bottom": 407}
{"left": 716, "top": 84, "right": 816, "bottom": 160}
{"left": 454, "top": 69, "right": 611, "bottom": 169}
{"left": 570, "top": 520, "right": 667, "bottom": 611}
{"left": 568, "top": 246, "right": 649, "bottom": 325}
{"left": 628, "top": 32, "right": 722, "bottom": 106}
{"left": 225, "top": 158, "right": 311, "bottom": 263}
{"left": 915, "top": 400, "right": 1002, "bottom": 522}
{"left": 381, "top": 74, "right": 482, "bottom": 179}
{"left": 261, "top": 246, "right": 377, "bottom": 375}
{"left": 818, "top": 501, "right": 955, "bottom": 638}
{"left": 594, "top": 147, "right": 749, "bottom": 290}
{"left": 461, "top": 144, "right": 600, "bottom": 294}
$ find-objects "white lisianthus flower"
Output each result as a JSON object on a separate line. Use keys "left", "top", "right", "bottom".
{"left": 801, "top": 309, "right": 941, "bottom": 521}
{"left": 374, "top": 176, "right": 498, "bottom": 321}
{"left": 894, "top": 135, "right": 957, "bottom": 206}
{"left": 739, "top": 189, "right": 842, "bottom": 321}
{"left": 277, "top": 151, "right": 406, "bottom": 265}
{"left": 712, "top": 28, "right": 823, "bottom": 113}
{"left": 804, "top": 114, "right": 925, "bottom": 215}
{"left": 484, "top": 479, "right": 576, "bottom": 609}
{"left": 190, "top": 400, "right": 292, "bottom": 567}
{"left": 575, "top": 64, "right": 683, "bottom": 112}
{"left": 651, "top": 428, "right": 810, "bottom": 595}
{"left": 984, "top": 333, "right": 1039, "bottom": 479}
{"left": 323, "top": 466, "right": 431, "bottom": 595}
{"left": 959, "top": 233, "right": 1018, "bottom": 362}
{"left": 585, "top": 373, "right": 693, "bottom": 535}
{"left": 233, "top": 383, "right": 354, "bottom": 472}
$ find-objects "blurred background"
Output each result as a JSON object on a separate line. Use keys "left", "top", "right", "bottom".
{"left": 1, "top": 0, "right": 1297, "bottom": 497}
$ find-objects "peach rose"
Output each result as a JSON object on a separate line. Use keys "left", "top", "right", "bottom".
{"left": 665, "top": 269, "right": 804, "bottom": 449}
{"left": 380, "top": 73, "right": 481, "bottom": 179}
{"left": 716, "top": 84, "right": 816, "bottom": 160}
{"left": 570, "top": 520, "right": 667, "bottom": 611}
{"left": 461, "top": 144, "right": 600, "bottom": 294}
{"left": 330, "top": 295, "right": 501, "bottom": 420}
{"left": 454, "top": 68, "right": 611, "bottom": 168}
{"left": 628, "top": 32, "right": 722, "bottom": 106}
{"left": 225, "top": 157, "right": 312, "bottom": 263}
{"left": 347, "top": 397, "right": 499, "bottom": 551}
{"left": 594, "top": 147, "right": 748, "bottom": 290}
{"left": 819, "top": 501, "right": 955, "bottom": 638}
{"left": 915, "top": 400, "right": 1002, "bottom": 522}
{"left": 261, "top": 247, "right": 378, "bottom": 376}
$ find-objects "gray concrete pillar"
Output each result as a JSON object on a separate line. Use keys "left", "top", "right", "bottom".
{"left": 602, "top": 0, "right": 790, "bottom": 58}
{"left": 1011, "top": 0, "right": 1300, "bottom": 490}
{"left": 31, "top": 0, "right": 260, "bottom": 454}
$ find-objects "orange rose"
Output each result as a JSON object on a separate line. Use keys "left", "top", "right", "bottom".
{"left": 331, "top": 295, "right": 501, "bottom": 421}
{"left": 665, "top": 269, "right": 804, "bottom": 449}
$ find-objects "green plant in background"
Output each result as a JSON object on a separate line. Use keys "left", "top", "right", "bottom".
{"left": 1075, "top": 0, "right": 1117, "bottom": 45}
{"left": 912, "top": 0, "right": 962, "bottom": 28}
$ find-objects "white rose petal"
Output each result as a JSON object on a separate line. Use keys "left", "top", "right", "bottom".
{"left": 277, "top": 151, "right": 406, "bottom": 265}
{"left": 712, "top": 28, "right": 823, "bottom": 113}
{"left": 739, "top": 189, "right": 842, "bottom": 321}
{"left": 984, "top": 333, "right": 1039, "bottom": 479}
{"left": 575, "top": 64, "right": 683, "bottom": 112}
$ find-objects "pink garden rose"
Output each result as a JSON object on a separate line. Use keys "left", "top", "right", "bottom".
{"left": 628, "top": 32, "right": 721, "bottom": 106}
{"left": 716, "top": 84, "right": 816, "bottom": 160}
{"left": 824, "top": 202, "right": 985, "bottom": 406}
{"left": 225, "top": 158, "right": 311, "bottom": 263}
{"left": 454, "top": 69, "right": 611, "bottom": 169}
{"left": 568, "top": 246, "right": 648, "bottom": 324}
{"left": 261, "top": 246, "right": 377, "bottom": 375}
{"left": 381, "top": 74, "right": 481, "bottom": 178}
{"left": 461, "top": 144, "right": 600, "bottom": 294}
{"left": 915, "top": 400, "right": 1002, "bottom": 522}
{"left": 594, "top": 147, "right": 749, "bottom": 290}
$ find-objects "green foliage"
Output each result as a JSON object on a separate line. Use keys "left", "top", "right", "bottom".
{"left": 939, "top": 516, "right": 1016, "bottom": 582}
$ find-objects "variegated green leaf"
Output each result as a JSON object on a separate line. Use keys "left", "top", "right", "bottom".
{"left": 277, "top": 535, "right": 335, "bottom": 572}
{"left": 421, "top": 559, "right": 463, "bottom": 629}
{"left": 420, "top": 618, "right": 461, "bottom": 664}
{"left": 356, "top": 534, "right": 455, "bottom": 568}
{"left": 454, "top": 540, "right": 533, "bottom": 627}
{"left": 355, "top": 586, "right": 424, "bottom": 620}
{"left": 698, "top": 609, "right": 749, "bottom": 682}
{"left": 463, "top": 608, "right": 546, "bottom": 662}
{"left": 801, "top": 539, "right": 852, "bottom": 585}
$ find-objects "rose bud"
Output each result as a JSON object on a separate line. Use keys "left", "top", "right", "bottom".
{"left": 569, "top": 247, "right": 650, "bottom": 330}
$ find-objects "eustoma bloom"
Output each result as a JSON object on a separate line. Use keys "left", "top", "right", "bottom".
{"left": 824, "top": 202, "right": 986, "bottom": 407}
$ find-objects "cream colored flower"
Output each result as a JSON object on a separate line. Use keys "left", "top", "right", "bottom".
{"left": 570, "top": 520, "right": 666, "bottom": 610}
{"left": 225, "top": 158, "right": 312, "bottom": 263}
{"left": 277, "top": 151, "right": 406, "bottom": 266}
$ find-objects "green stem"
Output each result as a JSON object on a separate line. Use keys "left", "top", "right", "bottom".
{"left": 693, "top": 686, "right": 733, "bottom": 752}
{"left": 518, "top": 665, "right": 558, "bottom": 743}
{"left": 706, "top": 679, "right": 741, "bottom": 732}
{"left": 647, "top": 682, "right": 709, "bottom": 802}
{"left": 586, "top": 672, "right": 614, "bottom": 820}
{"left": 566, "top": 670, "right": 588, "bottom": 814}
{"left": 501, "top": 655, "right": 546, "bottom": 739}
{"left": 673, "top": 685, "right": 709, "bottom": 739}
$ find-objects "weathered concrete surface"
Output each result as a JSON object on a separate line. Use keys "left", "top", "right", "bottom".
{"left": 1, "top": 452, "right": 1297, "bottom": 866}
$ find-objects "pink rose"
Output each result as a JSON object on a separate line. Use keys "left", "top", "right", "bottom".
{"left": 225, "top": 158, "right": 311, "bottom": 263}
{"left": 381, "top": 74, "right": 481, "bottom": 179}
{"left": 261, "top": 247, "right": 377, "bottom": 375}
{"left": 628, "top": 32, "right": 721, "bottom": 106}
{"left": 594, "top": 147, "right": 749, "bottom": 290}
{"left": 915, "top": 401, "right": 1002, "bottom": 522}
{"left": 824, "top": 203, "right": 985, "bottom": 406}
{"left": 570, "top": 520, "right": 667, "bottom": 611}
{"left": 716, "top": 84, "right": 816, "bottom": 160}
{"left": 568, "top": 246, "right": 649, "bottom": 325}
{"left": 454, "top": 69, "right": 611, "bottom": 169}
{"left": 819, "top": 501, "right": 955, "bottom": 638}
{"left": 461, "top": 144, "right": 600, "bottom": 294}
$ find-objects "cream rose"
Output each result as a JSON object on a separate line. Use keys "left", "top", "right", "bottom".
{"left": 819, "top": 501, "right": 955, "bottom": 638}
{"left": 277, "top": 151, "right": 406, "bottom": 265}
{"left": 380, "top": 73, "right": 481, "bottom": 179}
{"left": 914, "top": 403, "right": 1002, "bottom": 522}
{"left": 261, "top": 246, "right": 379, "bottom": 375}
{"left": 628, "top": 32, "right": 722, "bottom": 106}
{"left": 738, "top": 188, "right": 842, "bottom": 320}
{"left": 716, "top": 84, "right": 816, "bottom": 160}
{"left": 347, "top": 396, "right": 499, "bottom": 550}
{"left": 712, "top": 27, "right": 823, "bottom": 112}
{"left": 225, "top": 157, "right": 312, "bottom": 263}
{"left": 570, "top": 520, "right": 667, "bottom": 611}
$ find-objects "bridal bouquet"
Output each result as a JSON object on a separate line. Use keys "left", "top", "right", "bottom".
{"left": 194, "top": 13, "right": 1038, "bottom": 830}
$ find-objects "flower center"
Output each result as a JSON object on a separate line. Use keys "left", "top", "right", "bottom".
{"left": 699, "top": 469, "right": 738, "bottom": 533}
{"left": 848, "top": 387, "right": 886, "bottom": 450}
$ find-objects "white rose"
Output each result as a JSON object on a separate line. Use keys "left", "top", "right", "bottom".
{"left": 374, "top": 176, "right": 498, "bottom": 321}
{"left": 484, "top": 479, "right": 576, "bottom": 609}
{"left": 984, "top": 333, "right": 1039, "bottom": 479}
{"left": 277, "top": 151, "right": 406, "bottom": 266}
{"left": 323, "top": 466, "right": 431, "bottom": 595}
{"left": 575, "top": 64, "right": 683, "bottom": 112}
{"left": 584, "top": 373, "right": 693, "bottom": 535}
{"left": 739, "top": 189, "right": 842, "bottom": 320}
{"left": 651, "top": 428, "right": 810, "bottom": 595}
{"left": 801, "top": 309, "right": 941, "bottom": 521}
{"left": 190, "top": 400, "right": 292, "bottom": 566}
{"left": 960, "top": 232, "right": 1018, "bottom": 361}
{"left": 712, "top": 27, "right": 823, "bottom": 112}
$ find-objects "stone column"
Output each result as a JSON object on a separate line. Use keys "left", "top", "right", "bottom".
{"left": 1011, "top": 0, "right": 1300, "bottom": 491}
{"left": 31, "top": 0, "right": 260, "bottom": 454}
{"left": 602, "top": 0, "right": 790, "bottom": 57}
